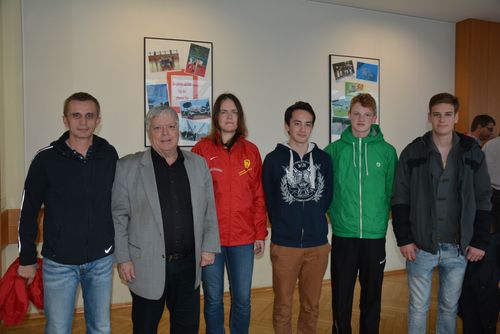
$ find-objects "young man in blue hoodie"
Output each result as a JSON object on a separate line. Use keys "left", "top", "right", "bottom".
{"left": 324, "top": 93, "right": 397, "bottom": 334}
{"left": 263, "top": 101, "right": 333, "bottom": 334}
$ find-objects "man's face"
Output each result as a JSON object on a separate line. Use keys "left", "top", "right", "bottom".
{"left": 148, "top": 113, "right": 179, "bottom": 156}
{"left": 348, "top": 102, "right": 377, "bottom": 138}
{"left": 428, "top": 103, "right": 458, "bottom": 137}
{"left": 285, "top": 109, "right": 314, "bottom": 146}
{"left": 63, "top": 100, "right": 100, "bottom": 140}
{"left": 478, "top": 122, "right": 495, "bottom": 141}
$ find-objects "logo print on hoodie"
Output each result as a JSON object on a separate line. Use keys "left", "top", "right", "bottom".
{"left": 280, "top": 159, "right": 325, "bottom": 204}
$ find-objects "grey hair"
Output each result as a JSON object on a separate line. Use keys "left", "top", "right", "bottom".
{"left": 145, "top": 106, "right": 179, "bottom": 132}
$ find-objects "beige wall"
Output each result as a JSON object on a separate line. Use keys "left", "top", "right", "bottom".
{"left": 1, "top": 0, "right": 24, "bottom": 211}
{"left": 10, "top": 0, "right": 456, "bottom": 309}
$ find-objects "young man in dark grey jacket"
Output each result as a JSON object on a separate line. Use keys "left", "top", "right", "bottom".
{"left": 391, "top": 92, "right": 492, "bottom": 334}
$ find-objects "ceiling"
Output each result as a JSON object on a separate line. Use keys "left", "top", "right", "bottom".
{"left": 310, "top": 0, "right": 500, "bottom": 23}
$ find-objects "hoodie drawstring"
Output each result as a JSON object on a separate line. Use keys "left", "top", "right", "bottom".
{"left": 352, "top": 141, "right": 369, "bottom": 175}
{"left": 352, "top": 142, "right": 356, "bottom": 167}
{"left": 365, "top": 142, "right": 369, "bottom": 176}
{"left": 287, "top": 150, "right": 294, "bottom": 183}
{"left": 309, "top": 153, "right": 316, "bottom": 189}
{"left": 286, "top": 148, "right": 316, "bottom": 189}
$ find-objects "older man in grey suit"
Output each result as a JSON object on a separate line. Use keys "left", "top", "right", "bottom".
{"left": 112, "top": 106, "right": 220, "bottom": 334}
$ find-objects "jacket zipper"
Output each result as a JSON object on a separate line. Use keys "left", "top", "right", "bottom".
{"left": 358, "top": 138, "right": 363, "bottom": 239}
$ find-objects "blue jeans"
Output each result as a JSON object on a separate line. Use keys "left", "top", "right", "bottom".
{"left": 43, "top": 255, "right": 113, "bottom": 334}
{"left": 202, "top": 244, "right": 254, "bottom": 334}
{"left": 407, "top": 243, "right": 467, "bottom": 334}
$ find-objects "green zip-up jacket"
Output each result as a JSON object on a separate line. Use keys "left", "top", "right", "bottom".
{"left": 324, "top": 124, "right": 397, "bottom": 239}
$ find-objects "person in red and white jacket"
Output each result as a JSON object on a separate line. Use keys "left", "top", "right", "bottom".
{"left": 192, "top": 93, "right": 267, "bottom": 334}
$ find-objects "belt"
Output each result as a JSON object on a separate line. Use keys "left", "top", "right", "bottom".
{"left": 165, "top": 253, "right": 187, "bottom": 262}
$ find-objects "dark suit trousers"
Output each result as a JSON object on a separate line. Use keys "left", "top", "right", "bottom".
{"left": 130, "top": 253, "right": 200, "bottom": 334}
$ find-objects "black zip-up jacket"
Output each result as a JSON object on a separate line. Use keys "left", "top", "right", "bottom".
{"left": 391, "top": 132, "right": 492, "bottom": 253}
{"left": 18, "top": 132, "right": 118, "bottom": 265}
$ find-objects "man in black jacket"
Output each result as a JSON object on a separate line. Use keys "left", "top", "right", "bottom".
{"left": 392, "top": 92, "right": 492, "bottom": 334}
{"left": 17, "top": 92, "right": 118, "bottom": 334}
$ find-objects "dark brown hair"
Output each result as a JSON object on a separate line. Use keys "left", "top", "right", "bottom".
{"left": 63, "top": 92, "right": 100, "bottom": 117}
{"left": 208, "top": 93, "right": 248, "bottom": 145}
{"left": 428, "top": 92, "right": 459, "bottom": 114}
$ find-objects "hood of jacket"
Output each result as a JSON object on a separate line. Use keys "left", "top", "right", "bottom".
{"left": 276, "top": 142, "right": 319, "bottom": 190}
{"left": 340, "top": 124, "right": 384, "bottom": 145}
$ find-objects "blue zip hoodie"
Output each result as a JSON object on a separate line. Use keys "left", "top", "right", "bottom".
{"left": 262, "top": 143, "right": 333, "bottom": 248}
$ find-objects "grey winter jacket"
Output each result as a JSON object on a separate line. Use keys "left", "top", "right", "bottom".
{"left": 391, "top": 132, "right": 492, "bottom": 254}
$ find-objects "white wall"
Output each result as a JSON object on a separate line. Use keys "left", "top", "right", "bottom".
{"left": 19, "top": 0, "right": 456, "bottom": 306}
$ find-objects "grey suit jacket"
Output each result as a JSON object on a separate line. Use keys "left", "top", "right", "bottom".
{"left": 112, "top": 148, "right": 220, "bottom": 299}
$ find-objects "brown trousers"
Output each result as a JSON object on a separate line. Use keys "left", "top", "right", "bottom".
{"left": 271, "top": 242, "right": 330, "bottom": 334}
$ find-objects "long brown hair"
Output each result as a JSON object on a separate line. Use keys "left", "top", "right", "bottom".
{"left": 208, "top": 93, "right": 248, "bottom": 146}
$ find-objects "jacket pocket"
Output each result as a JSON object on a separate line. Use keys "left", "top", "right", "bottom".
{"left": 128, "top": 243, "right": 141, "bottom": 259}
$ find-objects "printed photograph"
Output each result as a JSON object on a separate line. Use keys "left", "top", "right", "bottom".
{"left": 356, "top": 61, "right": 378, "bottom": 82}
{"left": 180, "top": 118, "right": 210, "bottom": 143}
{"left": 185, "top": 43, "right": 210, "bottom": 77}
{"left": 345, "top": 82, "right": 364, "bottom": 97}
{"left": 146, "top": 83, "right": 169, "bottom": 110}
{"left": 332, "top": 60, "right": 355, "bottom": 81}
{"left": 331, "top": 117, "right": 351, "bottom": 141}
{"left": 331, "top": 98, "right": 350, "bottom": 117}
{"left": 179, "top": 98, "right": 211, "bottom": 120}
{"left": 147, "top": 50, "right": 180, "bottom": 72}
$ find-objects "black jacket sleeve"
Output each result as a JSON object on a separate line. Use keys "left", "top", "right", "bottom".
{"left": 18, "top": 154, "right": 46, "bottom": 265}
{"left": 391, "top": 147, "right": 414, "bottom": 247}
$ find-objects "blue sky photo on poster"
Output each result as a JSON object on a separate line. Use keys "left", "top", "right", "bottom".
{"left": 146, "top": 83, "right": 169, "bottom": 109}
{"left": 356, "top": 62, "right": 379, "bottom": 82}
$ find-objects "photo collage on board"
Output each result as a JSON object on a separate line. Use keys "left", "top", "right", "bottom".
{"left": 330, "top": 56, "right": 379, "bottom": 142}
{"left": 145, "top": 38, "right": 212, "bottom": 146}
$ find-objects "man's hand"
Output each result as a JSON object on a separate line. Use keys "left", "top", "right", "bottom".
{"left": 17, "top": 264, "right": 37, "bottom": 285}
{"left": 200, "top": 252, "right": 215, "bottom": 267}
{"left": 118, "top": 261, "right": 136, "bottom": 283}
{"left": 400, "top": 243, "right": 418, "bottom": 261}
{"left": 254, "top": 240, "right": 265, "bottom": 257}
{"left": 466, "top": 246, "right": 485, "bottom": 262}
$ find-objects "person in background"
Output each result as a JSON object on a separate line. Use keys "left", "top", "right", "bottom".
{"left": 467, "top": 114, "right": 495, "bottom": 146}
{"left": 457, "top": 132, "right": 500, "bottom": 334}
{"left": 263, "top": 101, "right": 332, "bottom": 334}
{"left": 17, "top": 92, "right": 118, "bottom": 334}
{"left": 392, "top": 92, "right": 492, "bottom": 334}
{"left": 324, "top": 93, "right": 397, "bottom": 334}
{"left": 192, "top": 93, "right": 268, "bottom": 334}
{"left": 112, "top": 106, "right": 220, "bottom": 334}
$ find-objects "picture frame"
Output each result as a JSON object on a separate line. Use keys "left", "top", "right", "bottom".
{"left": 144, "top": 37, "right": 213, "bottom": 147}
{"left": 329, "top": 54, "right": 380, "bottom": 142}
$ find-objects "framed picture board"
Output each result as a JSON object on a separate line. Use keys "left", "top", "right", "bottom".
{"left": 144, "top": 37, "right": 213, "bottom": 147}
{"left": 329, "top": 54, "right": 380, "bottom": 142}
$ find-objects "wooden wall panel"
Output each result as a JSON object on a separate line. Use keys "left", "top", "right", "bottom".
{"left": 455, "top": 20, "right": 471, "bottom": 133}
{"left": 455, "top": 19, "right": 500, "bottom": 134}
{"left": 0, "top": 209, "right": 43, "bottom": 248}
{"left": 487, "top": 22, "right": 500, "bottom": 131}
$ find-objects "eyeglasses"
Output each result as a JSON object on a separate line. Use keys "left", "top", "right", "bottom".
{"left": 68, "top": 112, "right": 98, "bottom": 120}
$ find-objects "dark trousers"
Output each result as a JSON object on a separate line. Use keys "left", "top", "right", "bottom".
{"left": 492, "top": 189, "right": 500, "bottom": 233}
{"left": 130, "top": 254, "right": 200, "bottom": 334}
{"left": 331, "top": 236, "right": 386, "bottom": 334}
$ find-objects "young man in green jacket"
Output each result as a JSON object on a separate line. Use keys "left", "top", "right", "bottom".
{"left": 324, "top": 93, "right": 397, "bottom": 334}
